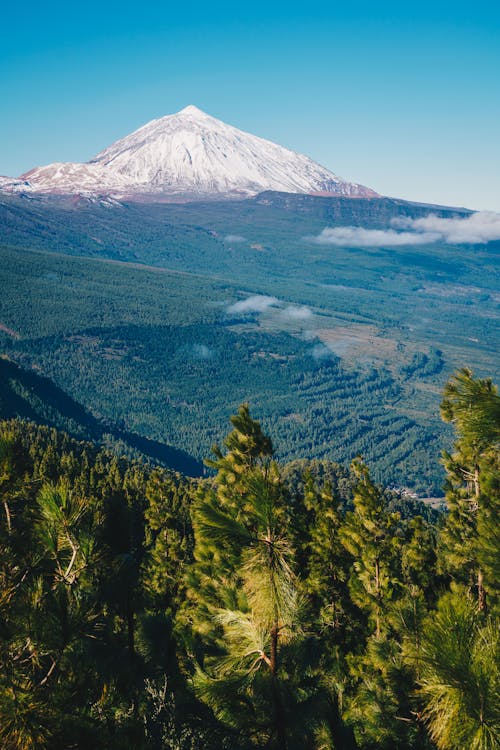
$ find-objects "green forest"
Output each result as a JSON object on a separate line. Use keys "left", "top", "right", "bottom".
{"left": 2, "top": 233, "right": 497, "bottom": 495}
{"left": 1, "top": 191, "right": 498, "bottom": 495}
{"left": 1, "top": 368, "right": 498, "bottom": 750}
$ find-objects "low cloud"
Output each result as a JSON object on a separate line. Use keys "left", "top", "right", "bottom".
{"left": 192, "top": 343, "right": 213, "bottom": 360}
{"left": 280, "top": 305, "right": 313, "bottom": 321}
{"left": 393, "top": 211, "right": 500, "bottom": 244}
{"left": 227, "top": 295, "right": 279, "bottom": 314}
{"left": 311, "top": 227, "right": 431, "bottom": 247}
{"left": 309, "top": 211, "right": 500, "bottom": 247}
{"left": 224, "top": 234, "right": 246, "bottom": 243}
{"left": 310, "top": 343, "right": 334, "bottom": 360}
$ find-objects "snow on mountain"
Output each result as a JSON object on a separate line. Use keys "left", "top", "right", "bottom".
{"left": 20, "top": 162, "right": 134, "bottom": 194}
{"left": 0, "top": 175, "right": 31, "bottom": 191}
{"left": 10, "top": 106, "right": 377, "bottom": 199}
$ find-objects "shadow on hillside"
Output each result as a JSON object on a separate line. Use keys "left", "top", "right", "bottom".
{"left": 0, "top": 357, "right": 203, "bottom": 476}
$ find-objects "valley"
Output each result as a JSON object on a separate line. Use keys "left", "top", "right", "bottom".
{"left": 1, "top": 191, "right": 498, "bottom": 493}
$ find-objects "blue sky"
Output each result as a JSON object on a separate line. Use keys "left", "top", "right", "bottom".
{"left": 1, "top": 0, "right": 499, "bottom": 209}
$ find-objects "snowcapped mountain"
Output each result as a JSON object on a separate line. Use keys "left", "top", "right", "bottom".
{"left": 12, "top": 105, "right": 377, "bottom": 199}
{"left": 0, "top": 175, "right": 31, "bottom": 191}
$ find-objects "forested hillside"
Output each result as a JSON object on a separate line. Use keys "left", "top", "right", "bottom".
{"left": 1, "top": 369, "right": 498, "bottom": 749}
{"left": 1, "top": 190, "right": 499, "bottom": 493}
{"left": 0, "top": 357, "right": 203, "bottom": 475}
{"left": 1, "top": 238, "right": 496, "bottom": 495}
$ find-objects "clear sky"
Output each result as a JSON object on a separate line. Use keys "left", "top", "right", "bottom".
{"left": 1, "top": 0, "right": 499, "bottom": 210}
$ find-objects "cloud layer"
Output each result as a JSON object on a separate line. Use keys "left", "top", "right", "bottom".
{"left": 311, "top": 227, "right": 429, "bottom": 247}
{"left": 192, "top": 343, "right": 213, "bottom": 360}
{"left": 227, "top": 295, "right": 279, "bottom": 313}
{"left": 309, "top": 211, "right": 500, "bottom": 247}
{"left": 394, "top": 212, "right": 500, "bottom": 244}
{"left": 310, "top": 343, "right": 335, "bottom": 360}
{"left": 280, "top": 305, "right": 312, "bottom": 321}
{"left": 224, "top": 234, "right": 246, "bottom": 243}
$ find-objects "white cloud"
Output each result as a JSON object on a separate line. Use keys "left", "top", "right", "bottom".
{"left": 393, "top": 211, "right": 500, "bottom": 244}
{"left": 280, "top": 305, "right": 313, "bottom": 321}
{"left": 310, "top": 343, "right": 334, "bottom": 360}
{"left": 310, "top": 226, "right": 435, "bottom": 247}
{"left": 227, "top": 295, "right": 279, "bottom": 313}
{"left": 308, "top": 211, "right": 500, "bottom": 247}
{"left": 192, "top": 343, "right": 213, "bottom": 360}
{"left": 224, "top": 234, "right": 246, "bottom": 243}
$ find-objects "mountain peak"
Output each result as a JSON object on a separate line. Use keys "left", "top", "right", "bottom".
{"left": 177, "top": 104, "right": 208, "bottom": 117}
{"left": 15, "top": 108, "right": 378, "bottom": 200}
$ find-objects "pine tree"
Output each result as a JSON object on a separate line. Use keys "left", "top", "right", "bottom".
{"left": 417, "top": 586, "right": 499, "bottom": 750}
{"left": 401, "top": 516, "right": 438, "bottom": 599}
{"left": 0, "top": 434, "right": 51, "bottom": 749}
{"left": 439, "top": 369, "right": 500, "bottom": 611}
{"left": 346, "top": 633, "right": 423, "bottom": 750}
{"left": 340, "top": 459, "right": 402, "bottom": 639}
{"left": 142, "top": 470, "right": 193, "bottom": 616}
{"left": 301, "top": 475, "right": 350, "bottom": 634}
{"left": 188, "top": 407, "right": 304, "bottom": 748}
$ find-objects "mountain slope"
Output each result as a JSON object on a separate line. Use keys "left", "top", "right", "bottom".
{"left": 0, "top": 190, "right": 469, "bottom": 266}
{"left": 0, "top": 357, "right": 203, "bottom": 475}
{"left": 1, "top": 194, "right": 497, "bottom": 493}
{"left": 17, "top": 106, "right": 377, "bottom": 199}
